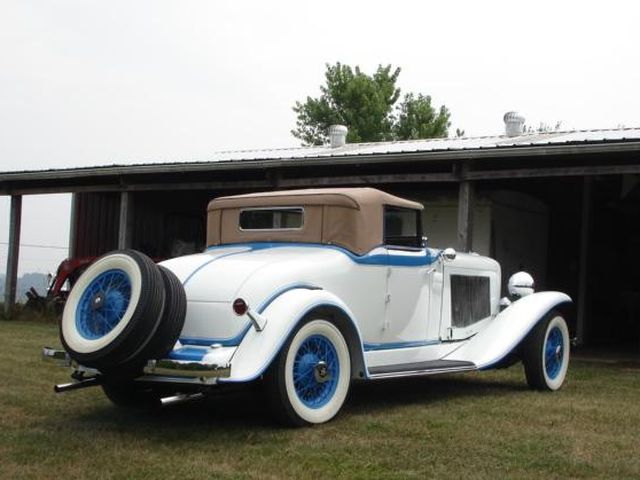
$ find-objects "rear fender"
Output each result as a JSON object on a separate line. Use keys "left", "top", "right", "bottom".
{"left": 443, "top": 291, "right": 572, "bottom": 369}
{"left": 222, "top": 288, "right": 366, "bottom": 383}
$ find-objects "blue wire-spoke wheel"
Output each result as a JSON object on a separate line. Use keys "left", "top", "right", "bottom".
{"left": 61, "top": 251, "right": 157, "bottom": 364}
{"left": 540, "top": 315, "right": 570, "bottom": 390}
{"left": 75, "top": 269, "right": 132, "bottom": 340}
{"left": 544, "top": 326, "right": 564, "bottom": 380}
{"left": 523, "top": 312, "right": 570, "bottom": 391}
{"left": 283, "top": 320, "right": 351, "bottom": 425}
{"left": 61, "top": 250, "right": 170, "bottom": 375}
{"left": 292, "top": 334, "right": 339, "bottom": 409}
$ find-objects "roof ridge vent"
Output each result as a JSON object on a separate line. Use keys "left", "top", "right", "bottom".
{"left": 328, "top": 125, "right": 348, "bottom": 148}
{"left": 504, "top": 111, "right": 525, "bottom": 137}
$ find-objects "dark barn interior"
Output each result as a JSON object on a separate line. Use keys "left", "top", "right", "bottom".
{"left": 72, "top": 190, "right": 213, "bottom": 259}
{"left": 588, "top": 175, "right": 640, "bottom": 349}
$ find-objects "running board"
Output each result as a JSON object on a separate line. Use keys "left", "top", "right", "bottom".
{"left": 368, "top": 360, "right": 476, "bottom": 379}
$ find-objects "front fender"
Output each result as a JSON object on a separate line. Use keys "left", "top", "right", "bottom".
{"left": 443, "top": 291, "right": 571, "bottom": 369}
{"left": 222, "top": 288, "right": 364, "bottom": 383}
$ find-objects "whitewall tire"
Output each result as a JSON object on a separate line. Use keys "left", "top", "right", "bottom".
{"left": 523, "top": 312, "right": 570, "bottom": 391}
{"left": 266, "top": 319, "right": 351, "bottom": 426}
{"left": 60, "top": 250, "right": 166, "bottom": 374}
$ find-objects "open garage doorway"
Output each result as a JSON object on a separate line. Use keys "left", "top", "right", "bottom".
{"left": 480, "top": 174, "right": 640, "bottom": 354}
{"left": 587, "top": 175, "right": 640, "bottom": 352}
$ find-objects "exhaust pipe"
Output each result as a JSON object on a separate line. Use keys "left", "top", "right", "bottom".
{"left": 160, "top": 392, "right": 205, "bottom": 407}
{"left": 54, "top": 376, "right": 102, "bottom": 393}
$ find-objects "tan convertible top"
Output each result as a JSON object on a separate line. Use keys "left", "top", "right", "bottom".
{"left": 206, "top": 188, "right": 423, "bottom": 255}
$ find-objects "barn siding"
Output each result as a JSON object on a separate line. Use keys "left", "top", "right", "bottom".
{"left": 74, "top": 192, "right": 120, "bottom": 257}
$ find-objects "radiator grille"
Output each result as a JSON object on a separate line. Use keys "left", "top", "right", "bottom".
{"left": 451, "top": 275, "right": 490, "bottom": 328}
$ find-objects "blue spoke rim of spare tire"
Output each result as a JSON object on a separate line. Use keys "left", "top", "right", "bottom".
{"left": 76, "top": 269, "right": 132, "bottom": 340}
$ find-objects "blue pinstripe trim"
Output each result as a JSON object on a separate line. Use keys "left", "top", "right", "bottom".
{"left": 219, "top": 300, "right": 365, "bottom": 383}
{"left": 205, "top": 242, "right": 440, "bottom": 267}
{"left": 167, "top": 346, "right": 209, "bottom": 362}
{"left": 255, "top": 282, "right": 322, "bottom": 313}
{"left": 181, "top": 249, "right": 251, "bottom": 286}
{"left": 178, "top": 283, "right": 321, "bottom": 347}
{"left": 363, "top": 339, "right": 441, "bottom": 351}
{"left": 179, "top": 327, "right": 250, "bottom": 347}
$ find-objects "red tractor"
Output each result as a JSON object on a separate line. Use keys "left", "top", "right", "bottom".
{"left": 25, "top": 257, "right": 96, "bottom": 314}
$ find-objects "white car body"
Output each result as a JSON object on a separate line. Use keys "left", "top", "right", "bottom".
{"left": 157, "top": 243, "right": 568, "bottom": 384}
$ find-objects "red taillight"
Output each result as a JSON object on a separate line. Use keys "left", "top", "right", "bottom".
{"left": 232, "top": 298, "right": 248, "bottom": 316}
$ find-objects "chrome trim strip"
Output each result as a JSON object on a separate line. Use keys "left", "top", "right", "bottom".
{"left": 134, "top": 375, "right": 220, "bottom": 385}
{"left": 368, "top": 365, "right": 476, "bottom": 380}
{"left": 363, "top": 339, "right": 442, "bottom": 351}
{"left": 144, "top": 359, "right": 231, "bottom": 379}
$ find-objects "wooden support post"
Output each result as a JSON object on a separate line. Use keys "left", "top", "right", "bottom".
{"left": 457, "top": 163, "right": 474, "bottom": 252}
{"left": 68, "top": 193, "right": 78, "bottom": 258}
{"left": 117, "top": 191, "right": 133, "bottom": 249}
{"left": 4, "top": 195, "right": 22, "bottom": 317}
{"left": 576, "top": 176, "right": 592, "bottom": 346}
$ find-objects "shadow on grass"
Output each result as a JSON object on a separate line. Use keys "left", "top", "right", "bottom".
{"left": 74, "top": 385, "right": 275, "bottom": 432}
{"left": 346, "top": 372, "right": 527, "bottom": 414}
{"left": 38, "top": 372, "right": 528, "bottom": 438}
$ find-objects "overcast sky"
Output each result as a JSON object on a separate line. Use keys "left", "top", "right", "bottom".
{"left": 1, "top": 0, "right": 639, "bottom": 275}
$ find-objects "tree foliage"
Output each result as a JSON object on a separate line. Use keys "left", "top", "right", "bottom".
{"left": 292, "top": 63, "right": 451, "bottom": 146}
{"left": 393, "top": 93, "right": 451, "bottom": 140}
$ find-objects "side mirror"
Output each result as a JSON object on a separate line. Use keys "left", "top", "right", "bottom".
{"left": 443, "top": 247, "right": 457, "bottom": 261}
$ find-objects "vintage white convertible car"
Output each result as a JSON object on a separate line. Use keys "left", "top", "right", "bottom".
{"left": 45, "top": 188, "right": 572, "bottom": 425}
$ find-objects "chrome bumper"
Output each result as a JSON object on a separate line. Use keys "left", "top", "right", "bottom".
{"left": 42, "top": 347, "right": 231, "bottom": 381}
{"left": 143, "top": 359, "right": 230, "bottom": 379}
{"left": 42, "top": 346, "right": 72, "bottom": 366}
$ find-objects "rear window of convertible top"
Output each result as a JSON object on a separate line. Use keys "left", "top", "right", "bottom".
{"left": 239, "top": 207, "right": 304, "bottom": 230}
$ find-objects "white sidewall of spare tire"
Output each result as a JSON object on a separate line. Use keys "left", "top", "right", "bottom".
{"left": 61, "top": 253, "right": 143, "bottom": 354}
{"left": 284, "top": 320, "right": 351, "bottom": 424}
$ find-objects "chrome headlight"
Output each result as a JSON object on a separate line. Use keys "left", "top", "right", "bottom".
{"left": 508, "top": 271, "right": 535, "bottom": 298}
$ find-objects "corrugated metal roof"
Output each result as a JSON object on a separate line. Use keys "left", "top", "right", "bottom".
{"left": 160, "top": 127, "right": 640, "bottom": 163}
{"left": 2, "top": 127, "right": 640, "bottom": 177}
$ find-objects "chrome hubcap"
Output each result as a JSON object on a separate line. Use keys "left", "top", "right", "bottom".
{"left": 75, "top": 268, "right": 132, "bottom": 340}
{"left": 314, "top": 361, "right": 331, "bottom": 383}
{"left": 91, "top": 292, "right": 105, "bottom": 310}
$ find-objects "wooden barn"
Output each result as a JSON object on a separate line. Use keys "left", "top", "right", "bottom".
{"left": 3, "top": 122, "right": 640, "bottom": 352}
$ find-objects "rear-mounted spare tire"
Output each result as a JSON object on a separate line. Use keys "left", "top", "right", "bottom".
{"left": 60, "top": 249, "right": 168, "bottom": 374}
{"left": 137, "top": 265, "right": 187, "bottom": 363}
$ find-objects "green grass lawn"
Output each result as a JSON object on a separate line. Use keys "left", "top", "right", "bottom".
{"left": 1, "top": 319, "right": 639, "bottom": 479}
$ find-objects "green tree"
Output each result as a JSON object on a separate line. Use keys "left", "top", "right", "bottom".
{"left": 394, "top": 93, "right": 450, "bottom": 140}
{"left": 292, "top": 63, "right": 451, "bottom": 145}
